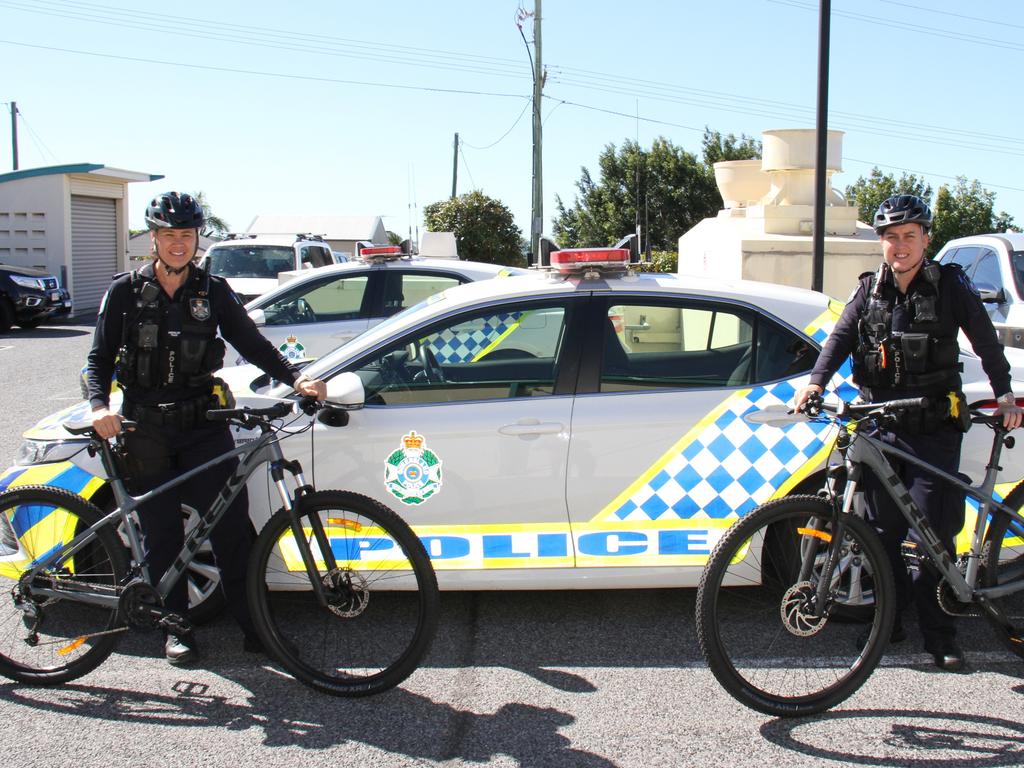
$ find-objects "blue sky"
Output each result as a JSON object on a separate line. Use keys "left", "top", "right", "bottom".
{"left": 1, "top": 0, "right": 1021, "bottom": 242}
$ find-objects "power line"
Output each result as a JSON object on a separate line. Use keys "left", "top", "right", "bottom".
{"left": 769, "top": 0, "right": 1024, "bottom": 52}
{"left": 461, "top": 98, "right": 532, "bottom": 150}
{"left": 0, "top": 39, "right": 530, "bottom": 100}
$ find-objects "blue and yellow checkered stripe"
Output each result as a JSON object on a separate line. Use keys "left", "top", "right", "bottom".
{"left": 428, "top": 312, "right": 523, "bottom": 363}
{"left": 591, "top": 305, "right": 847, "bottom": 525}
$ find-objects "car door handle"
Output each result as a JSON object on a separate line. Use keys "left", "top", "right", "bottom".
{"left": 498, "top": 419, "right": 565, "bottom": 436}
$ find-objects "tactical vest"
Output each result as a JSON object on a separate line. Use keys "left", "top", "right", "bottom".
{"left": 852, "top": 260, "right": 961, "bottom": 392}
{"left": 116, "top": 265, "right": 225, "bottom": 393}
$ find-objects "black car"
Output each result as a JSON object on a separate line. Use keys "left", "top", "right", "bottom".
{"left": 0, "top": 263, "right": 73, "bottom": 332}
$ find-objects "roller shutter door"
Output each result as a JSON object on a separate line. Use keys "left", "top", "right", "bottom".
{"left": 71, "top": 195, "right": 118, "bottom": 312}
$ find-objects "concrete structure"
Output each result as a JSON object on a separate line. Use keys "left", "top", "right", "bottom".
{"left": 678, "top": 129, "right": 879, "bottom": 300}
{"left": 0, "top": 164, "right": 162, "bottom": 313}
{"left": 246, "top": 215, "right": 387, "bottom": 261}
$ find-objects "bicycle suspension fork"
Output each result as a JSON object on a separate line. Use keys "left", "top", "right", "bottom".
{"left": 266, "top": 442, "right": 338, "bottom": 607}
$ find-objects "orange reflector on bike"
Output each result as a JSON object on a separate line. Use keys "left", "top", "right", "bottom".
{"left": 797, "top": 527, "right": 832, "bottom": 542}
{"left": 58, "top": 637, "right": 87, "bottom": 655}
{"left": 327, "top": 518, "right": 362, "bottom": 531}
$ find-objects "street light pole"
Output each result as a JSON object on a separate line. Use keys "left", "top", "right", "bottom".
{"left": 812, "top": 0, "right": 831, "bottom": 293}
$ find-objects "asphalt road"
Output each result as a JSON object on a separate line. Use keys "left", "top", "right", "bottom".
{"left": 1, "top": 317, "right": 1024, "bottom": 767}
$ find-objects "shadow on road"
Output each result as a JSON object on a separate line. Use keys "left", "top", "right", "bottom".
{"left": 760, "top": 707, "right": 1024, "bottom": 766}
{"left": 0, "top": 670, "right": 616, "bottom": 766}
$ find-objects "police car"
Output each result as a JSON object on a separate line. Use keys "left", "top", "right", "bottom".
{"left": 235, "top": 245, "right": 527, "bottom": 365}
{"left": 7, "top": 245, "right": 1024, "bottom": 604}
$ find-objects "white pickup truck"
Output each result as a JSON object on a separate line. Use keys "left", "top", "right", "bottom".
{"left": 198, "top": 233, "right": 336, "bottom": 303}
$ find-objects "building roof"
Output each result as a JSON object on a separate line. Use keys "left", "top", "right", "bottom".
{"left": 0, "top": 163, "right": 163, "bottom": 185}
{"left": 246, "top": 215, "right": 385, "bottom": 240}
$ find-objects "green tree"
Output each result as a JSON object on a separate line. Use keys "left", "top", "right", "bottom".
{"left": 553, "top": 136, "right": 721, "bottom": 251}
{"left": 193, "top": 190, "right": 230, "bottom": 237}
{"left": 929, "top": 177, "right": 1017, "bottom": 257}
{"left": 700, "top": 127, "right": 762, "bottom": 165}
{"left": 386, "top": 230, "right": 403, "bottom": 246}
{"left": 422, "top": 190, "right": 524, "bottom": 267}
{"left": 844, "top": 168, "right": 932, "bottom": 227}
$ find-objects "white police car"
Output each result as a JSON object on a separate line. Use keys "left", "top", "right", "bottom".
{"left": 7, "top": 246, "right": 1024, "bottom": 601}
{"left": 236, "top": 246, "right": 527, "bottom": 365}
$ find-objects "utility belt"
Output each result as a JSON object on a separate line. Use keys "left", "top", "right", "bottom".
{"left": 122, "top": 379, "right": 234, "bottom": 431}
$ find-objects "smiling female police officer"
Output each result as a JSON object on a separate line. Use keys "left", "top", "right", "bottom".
{"left": 794, "top": 194, "right": 1022, "bottom": 672}
{"left": 87, "top": 191, "right": 325, "bottom": 666}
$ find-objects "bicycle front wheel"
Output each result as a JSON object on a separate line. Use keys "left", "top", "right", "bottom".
{"left": 981, "top": 482, "right": 1024, "bottom": 660}
{"left": 0, "top": 486, "right": 127, "bottom": 684}
{"left": 247, "top": 490, "right": 439, "bottom": 696}
{"left": 696, "top": 495, "right": 896, "bottom": 717}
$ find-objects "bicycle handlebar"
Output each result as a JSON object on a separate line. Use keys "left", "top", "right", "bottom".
{"left": 206, "top": 401, "right": 296, "bottom": 423}
{"left": 803, "top": 394, "right": 1009, "bottom": 430}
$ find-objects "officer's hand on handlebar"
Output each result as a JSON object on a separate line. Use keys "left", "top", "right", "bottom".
{"left": 793, "top": 384, "right": 823, "bottom": 413}
{"left": 996, "top": 397, "right": 1023, "bottom": 431}
{"left": 293, "top": 374, "right": 326, "bottom": 402}
{"left": 90, "top": 407, "right": 124, "bottom": 440}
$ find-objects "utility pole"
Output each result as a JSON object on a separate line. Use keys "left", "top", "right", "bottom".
{"left": 10, "top": 101, "right": 18, "bottom": 171}
{"left": 530, "top": 1, "right": 543, "bottom": 261}
{"left": 451, "top": 132, "right": 459, "bottom": 199}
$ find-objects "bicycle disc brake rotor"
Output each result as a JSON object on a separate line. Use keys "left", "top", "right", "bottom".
{"left": 780, "top": 580, "right": 829, "bottom": 637}
{"left": 323, "top": 569, "right": 369, "bottom": 618}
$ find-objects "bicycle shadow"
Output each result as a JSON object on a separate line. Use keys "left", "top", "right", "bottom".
{"left": 0, "top": 670, "right": 615, "bottom": 766}
{"left": 760, "top": 708, "right": 1024, "bottom": 766}
{"left": 112, "top": 588, "right": 703, "bottom": 693}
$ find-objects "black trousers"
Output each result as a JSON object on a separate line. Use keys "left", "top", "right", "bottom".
{"left": 861, "top": 422, "right": 965, "bottom": 650}
{"left": 122, "top": 420, "right": 256, "bottom": 637}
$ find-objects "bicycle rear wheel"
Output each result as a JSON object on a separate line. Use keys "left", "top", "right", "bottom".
{"left": 981, "top": 482, "right": 1024, "bottom": 659}
{"left": 0, "top": 486, "right": 127, "bottom": 684}
{"left": 247, "top": 489, "right": 439, "bottom": 696}
{"left": 696, "top": 495, "right": 896, "bottom": 717}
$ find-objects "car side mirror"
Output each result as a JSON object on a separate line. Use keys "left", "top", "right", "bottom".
{"left": 324, "top": 371, "right": 365, "bottom": 408}
{"left": 249, "top": 308, "right": 266, "bottom": 326}
{"left": 976, "top": 284, "right": 1006, "bottom": 303}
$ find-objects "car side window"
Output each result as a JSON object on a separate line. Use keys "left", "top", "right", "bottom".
{"left": 351, "top": 301, "right": 569, "bottom": 405}
{"left": 600, "top": 301, "right": 814, "bottom": 391}
{"left": 971, "top": 249, "right": 1002, "bottom": 291}
{"left": 943, "top": 246, "right": 980, "bottom": 276}
{"left": 380, "top": 272, "right": 465, "bottom": 317}
{"left": 260, "top": 274, "right": 370, "bottom": 326}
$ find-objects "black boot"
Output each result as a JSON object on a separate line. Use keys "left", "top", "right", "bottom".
{"left": 164, "top": 633, "right": 199, "bottom": 666}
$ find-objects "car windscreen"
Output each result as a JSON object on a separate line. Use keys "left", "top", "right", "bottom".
{"left": 206, "top": 245, "right": 294, "bottom": 279}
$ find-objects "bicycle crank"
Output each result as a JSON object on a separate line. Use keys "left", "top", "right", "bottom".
{"left": 780, "top": 580, "right": 829, "bottom": 636}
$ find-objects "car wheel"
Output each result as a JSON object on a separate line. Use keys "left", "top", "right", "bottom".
{"left": 180, "top": 504, "right": 228, "bottom": 624}
{"left": 114, "top": 503, "right": 227, "bottom": 624}
{"left": 0, "top": 299, "right": 13, "bottom": 333}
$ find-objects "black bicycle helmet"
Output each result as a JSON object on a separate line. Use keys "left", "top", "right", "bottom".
{"left": 145, "top": 191, "right": 205, "bottom": 230}
{"left": 873, "top": 194, "right": 932, "bottom": 233}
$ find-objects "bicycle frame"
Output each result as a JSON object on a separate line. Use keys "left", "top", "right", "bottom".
{"left": 18, "top": 414, "right": 327, "bottom": 613}
{"left": 834, "top": 422, "right": 1024, "bottom": 606}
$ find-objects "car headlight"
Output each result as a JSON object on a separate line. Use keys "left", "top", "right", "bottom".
{"left": 15, "top": 439, "right": 88, "bottom": 466}
{"left": 10, "top": 274, "right": 46, "bottom": 290}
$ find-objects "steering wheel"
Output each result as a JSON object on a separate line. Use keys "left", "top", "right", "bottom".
{"left": 419, "top": 344, "right": 446, "bottom": 384}
{"left": 295, "top": 298, "right": 317, "bottom": 324}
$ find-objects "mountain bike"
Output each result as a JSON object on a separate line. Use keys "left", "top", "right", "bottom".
{"left": 0, "top": 398, "right": 439, "bottom": 696}
{"left": 695, "top": 394, "right": 1024, "bottom": 717}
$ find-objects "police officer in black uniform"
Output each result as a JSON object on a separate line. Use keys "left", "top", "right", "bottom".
{"left": 87, "top": 191, "right": 326, "bottom": 666}
{"left": 794, "top": 194, "right": 1022, "bottom": 672}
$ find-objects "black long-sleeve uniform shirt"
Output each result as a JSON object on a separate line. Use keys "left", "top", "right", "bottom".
{"left": 809, "top": 263, "right": 1013, "bottom": 402}
{"left": 87, "top": 263, "right": 300, "bottom": 410}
